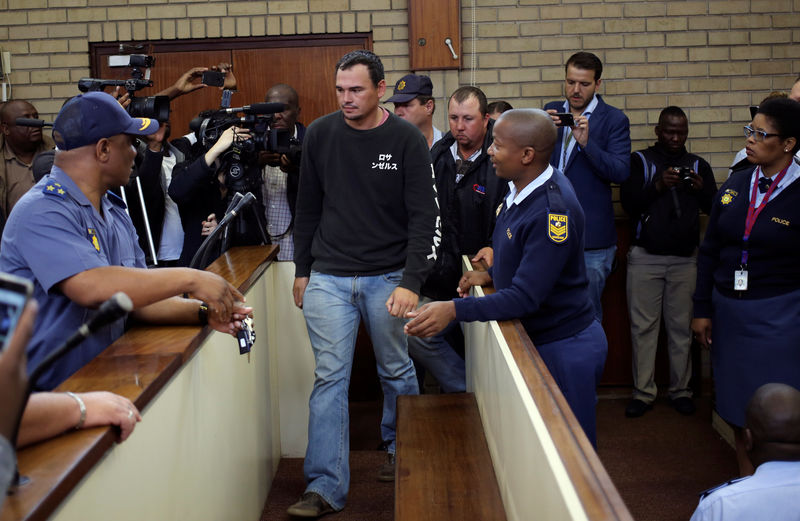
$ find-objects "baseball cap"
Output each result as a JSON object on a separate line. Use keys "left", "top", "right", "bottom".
{"left": 385, "top": 74, "right": 433, "bottom": 103}
{"left": 52, "top": 91, "right": 159, "bottom": 150}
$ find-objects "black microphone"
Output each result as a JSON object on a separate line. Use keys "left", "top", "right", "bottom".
{"left": 217, "top": 192, "right": 256, "bottom": 228}
{"left": 28, "top": 292, "right": 134, "bottom": 391}
{"left": 15, "top": 118, "right": 52, "bottom": 128}
{"left": 221, "top": 103, "right": 285, "bottom": 115}
{"left": 8, "top": 292, "right": 134, "bottom": 489}
{"left": 188, "top": 192, "right": 252, "bottom": 269}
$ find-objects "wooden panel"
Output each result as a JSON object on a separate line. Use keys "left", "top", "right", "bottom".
{"left": 396, "top": 394, "right": 507, "bottom": 521}
{"left": 471, "top": 259, "right": 633, "bottom": 521}
{"left": 93, "top": 48, "right": 232, "bottom": 138}
{"left": 1, "top": 246, "right": 276, "bottom": 521}
{"left": 409, "top": 0, "right": 462, "bottom": 70}
{"left": 232, "top": 43, "right": 364, "bottom": 127}
{"left": 90, "top": 35, "right": 371, "bottom": 139}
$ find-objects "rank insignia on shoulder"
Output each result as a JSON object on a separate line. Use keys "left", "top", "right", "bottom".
{"left": 720, "top": 188, "right": 738, "bottom": 206}
{"left": 43, "top": 180, "right": 66, "bottom": 199}
{"left": 496, "top": 203, "right": 504, "bottom": 217}
{"left": 548, "top": 213, "right": 568, "bottom": 243}
{"left": 87, "top": 228, "right": 101, "bottom": 253}
{"left": 699, "top": 477, "right": 748, "bottom": 500}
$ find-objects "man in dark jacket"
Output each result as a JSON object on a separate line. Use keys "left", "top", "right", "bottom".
{"left": 620, "top": 106, "right": 717, "bottom": 418}
{"left": 545, "top": 51, "right": 631, "bottom": 321}
{"left": 408, "top": 86, "right": 507, "bottom": 392}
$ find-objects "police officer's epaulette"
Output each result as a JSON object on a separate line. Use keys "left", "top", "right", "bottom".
{"left": 106, "top": 190, "right": 127, "bottom": 209}
{"left": 698, "top": 476, "right": 749, "bottom": 500}
{"left": 42, "top": 179, "right": 67, "bottom": 199}
{"left": 545, "top": 179, "right": 570, "bottom": 244}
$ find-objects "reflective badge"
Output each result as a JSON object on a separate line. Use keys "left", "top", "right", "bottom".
{"left": 397, "top": 80, "right": 406, "bottom": 91}
{"left": 42, "top": 180, "right": 67, "bottom": 199}
{"left": 548, "top": 213, "right": 568, "bottom": 243}
{"left": 720, "top": 188, "right": 738, "bottom": 206}
{"left": 87, "top": 228, "right": 101, "bottom": 252}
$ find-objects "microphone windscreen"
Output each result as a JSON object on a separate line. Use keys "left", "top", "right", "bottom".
{"left": 245, "top": 102, "right": 285, "bottom": 114}
{"left": 86, "top": 292, "right": 133, "bottom": 333}
{"left": 16, "top": 118, "right": 48, "bottom": 128}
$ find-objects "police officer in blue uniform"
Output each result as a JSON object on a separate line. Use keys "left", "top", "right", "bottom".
{"left": 405, "top": 109, "right": 608, "bottom": 446}
{"left": 690, "top": 383, "right": 800, "bottom": 521}
{"left": 0, "top": 92, "right": 252, "bottom": 391}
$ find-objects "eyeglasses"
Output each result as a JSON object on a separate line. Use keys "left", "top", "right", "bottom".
{"left": 743, "top": 125, "right": 781, "bottom": 142}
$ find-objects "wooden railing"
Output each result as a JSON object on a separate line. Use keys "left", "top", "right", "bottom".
{"left": 464, "top": 257, "right": 633, "bottom": 521}
{"left": 1, "top": 246, "right": 278, "bottom": 521}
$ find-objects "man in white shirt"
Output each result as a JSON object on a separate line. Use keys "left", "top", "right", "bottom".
{"left": 690, "top": 383, "right": 800, "bottom": 521}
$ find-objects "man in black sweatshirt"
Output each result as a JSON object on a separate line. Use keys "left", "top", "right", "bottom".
{"left": 288, "top": 50, "right": 440, "bottom": 518}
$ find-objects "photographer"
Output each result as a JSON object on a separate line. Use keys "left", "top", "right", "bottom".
{"left": 121, "top": 63, "right": 237, "bottom": 266}
{"left": 620, "top": 106, "right": 717, "bottom": 418}
{"left": 169, "top": 126, "right": 263, "bottom": 267}
{"left": 260, "top": 83, "right": 305, "bottom": 261}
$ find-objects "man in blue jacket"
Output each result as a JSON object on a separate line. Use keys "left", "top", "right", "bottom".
{"left": 405, "top": 109, "right": 608, "bottom": 447}
{"left": 545, "top": 51, "right": 631, "bottom": 321}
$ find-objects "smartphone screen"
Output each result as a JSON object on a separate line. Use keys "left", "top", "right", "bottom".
{"left": 0, "top": 274, "right": 33, "bottom": 350}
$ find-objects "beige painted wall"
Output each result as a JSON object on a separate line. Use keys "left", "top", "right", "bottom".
{"left": 2, "top": 0, "right": 799, "bottom": 182}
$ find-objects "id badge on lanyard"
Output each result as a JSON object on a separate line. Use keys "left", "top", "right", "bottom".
{"left": 737, "top": 165, "right": 789, "bottom": 291}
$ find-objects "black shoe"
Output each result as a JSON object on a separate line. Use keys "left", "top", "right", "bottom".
{"left": 377, "top": 452, "right": 396, "bottom": 482}
{"left": 287, "top": 492, "right": 335, "bottom": 518}
{"left": 625, "top": 399, "right": 653, "bottom": 418}
{"left": 670, "top": 396, "right": 696, "bottom": 415}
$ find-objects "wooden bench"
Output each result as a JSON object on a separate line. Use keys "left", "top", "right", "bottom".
{"left": 395, "top": 393, "right": 507, "bottom": 521}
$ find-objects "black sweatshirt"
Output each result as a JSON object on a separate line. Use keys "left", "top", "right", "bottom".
{"left": 293, "top": 110, "right": 440, "bottom": 294}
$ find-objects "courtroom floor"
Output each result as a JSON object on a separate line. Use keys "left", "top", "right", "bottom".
{"left": 262, "top": 394, "right": 737, "bottom": 521}
{"left": 596, "top": 392, "right": 738, "bottom": 521}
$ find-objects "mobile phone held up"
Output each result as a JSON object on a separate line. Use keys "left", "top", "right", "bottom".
{"left": 0, "top": 272, "right": 33, "bottom": 351}
{"left": 202, "top": 70, "right": 225, "bottom": 87}
{"left": 553, "top": 113, "right": 575, "bottom": 127}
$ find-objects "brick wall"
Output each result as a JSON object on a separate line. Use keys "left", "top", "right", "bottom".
{"left": 1, "top": 0, "right": 799, "bottom": 183}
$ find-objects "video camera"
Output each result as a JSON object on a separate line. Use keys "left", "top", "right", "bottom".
{"left": 190, "top": 103, "right": 302, "bottom": 193}
{"left": 77, "top": 49, "right": 170, "bottom": 122}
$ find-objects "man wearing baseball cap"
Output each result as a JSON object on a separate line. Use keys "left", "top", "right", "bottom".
{"left": 0, "top": 92, "right": 251, "bottom": 390}
{"left": 386, "top": 74, "right": 442, "bottom": 149}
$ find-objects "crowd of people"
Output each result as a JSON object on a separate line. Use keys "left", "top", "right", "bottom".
{"left": 1, "top": 47, "right": 799, "bottom": 520}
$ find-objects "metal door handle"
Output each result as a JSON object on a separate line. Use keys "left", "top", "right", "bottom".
{"left": 444, "top": 38, "right": 458, "bottom": 60}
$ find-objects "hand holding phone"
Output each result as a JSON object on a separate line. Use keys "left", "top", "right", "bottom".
{"left": 201, "top": 70, "right": 225, "bottom": 87}
{"left": 0, "top": 273, "right": 33, "bottom": 352}
{"left": 552, "top": 112, "right": 575, "bottom": 127}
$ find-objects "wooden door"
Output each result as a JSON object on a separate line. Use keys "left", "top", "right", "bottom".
{"left": 89, "top": 35, "right": 371, "bottom": 138}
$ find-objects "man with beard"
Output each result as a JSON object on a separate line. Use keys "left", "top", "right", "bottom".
{"left": 545, "top": 52, "right": 631, "bottom": 321}
{"left": 620, "top": 106, "right": 716, "bottom": 418}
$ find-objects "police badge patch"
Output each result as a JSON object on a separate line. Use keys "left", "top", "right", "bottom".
{"left": 548, "top": 213, "right": 568, "bottom": 243}
{"left": 720, "top": 188, "right": 738, "bottom": 206}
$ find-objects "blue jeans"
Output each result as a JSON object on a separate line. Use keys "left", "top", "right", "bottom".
{"left": 584, "top": 246, "right": 616, "bottom": 321}
{"left": 407, "top": 296, "right": 466, "bottom": 393}
{"left": 301, "top": 270, "right": 418, "bottom": 510}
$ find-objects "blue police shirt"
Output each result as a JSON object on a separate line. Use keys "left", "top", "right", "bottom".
{"left": 0, "top": 166, "right": 146, "bottom": 390}
{"left": 690, "top": 461, "right": 800, "bottom": 521}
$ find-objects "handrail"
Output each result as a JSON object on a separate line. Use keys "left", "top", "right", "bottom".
{"left": 474, "top": 260, "right": 632, "bottom": 521}
{"left": 1, "top": 246, "right": 278, "bottom": 521}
